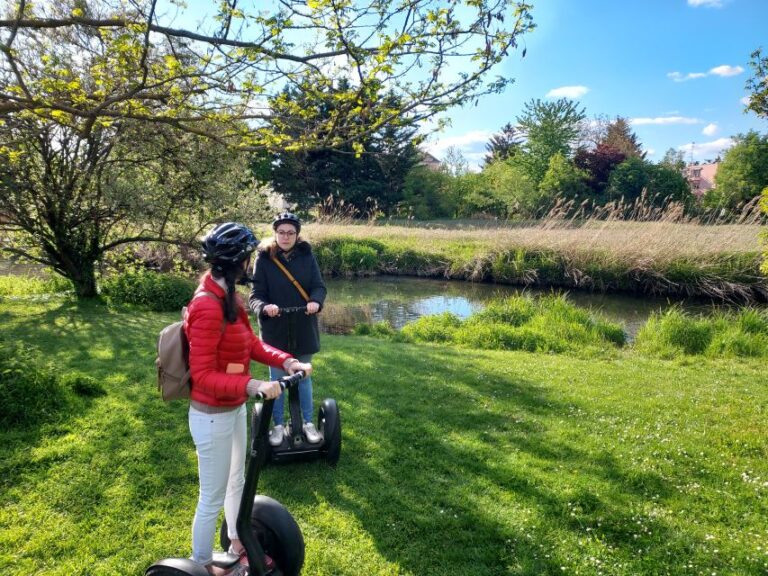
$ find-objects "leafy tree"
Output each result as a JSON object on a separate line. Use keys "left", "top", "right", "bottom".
{"left": 0, "top": 117, "right": 258, "bottom": 296}
{"left": 606, "top": 157, "right": 690, "bottom": 207}
{"left": 538, "top": 152, "right": 590, "bottom": 206}
{"left": 761, "top": 188, "right": 768, "bottom": 275}
{"left": 660, "top": 148, "right": 687, "bottom": 172}
{"left": 0, "top": 0, "right": 535, "bottom": 149}
{"left": 746, "top": 48, "right": 768, "bottom": 119}
{"left": 441, "top": 146, "right": 471, "bottom": 177}
{"left": 600, "top": 117, "right": 645, "bottom": 158}
{"left": 1, "top": 0, "right": 534, "bottom": 296}
{"left": 713, "top": 131, "right": 768, "bottom": 208}
{"left": 460, "top": 159, "right": 537, "bottom": 218}
{"left": 573, "top": 144, "right": 627, "bottom": 200}
{"left": 401, "top": 165, "right": 457, "bottom": 219}
{"left": 515, "top": 98, "right": 587, "bottom": 185}
{"left": 483, "top": 122, "right": 523, "bottom": 166}
{"left": 269, "top": 84, "right": 421, "bottom": 215}
{"left": 745, "top": 48, "right": 768, "bottom": 273}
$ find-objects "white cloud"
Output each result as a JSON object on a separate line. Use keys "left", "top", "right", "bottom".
{"left": 709, "top": 64, "right": 744, "bottom": 77}
{"left": 677, "top": 137, "right": 735, "bottom": 160}
{"left": 741, "top": 96, "right": 752, "bottom": 106}
{"left": 667, "top": 64, "right": 743, "bottom": 82}
{"left": 645, "top": 148, "right": 656, "bottom": 157}
{"left": 545, "top": 85, "right": 590, "bottom": 99}
{"left": 425, "top": 130, "right": 494, "bottom": 156}
{"left": 667, "top": 71, "right": 707, "bottom": 82}
{"left": 630, "top": 116, "right": 701, "bottom": 125}
{"left": 687, "top": 0, "right": 724, "bottom": 7}
{"left": 702, "top": 123, "right": 718, "bottom": 136}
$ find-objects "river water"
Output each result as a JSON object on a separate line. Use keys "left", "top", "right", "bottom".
{"left": 319, "top": 275, "right": 755, "bottom": 341}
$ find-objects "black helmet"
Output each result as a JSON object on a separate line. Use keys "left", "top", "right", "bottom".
{"left": 272, "top": 212, "right": 301, "bottom": 234}
{"left": 201, "top": 222, "right": 259, "bottom": 267}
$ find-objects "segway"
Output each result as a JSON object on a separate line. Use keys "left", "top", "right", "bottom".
{"left": 146, "top": 372, "right": 308, "bottom": 576}
{"left": 260, "top": 307, "right": 341, "bottom": 466}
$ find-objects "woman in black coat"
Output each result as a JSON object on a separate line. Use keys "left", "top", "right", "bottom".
{"left": 249, "top": 212, "right": 327, "bottom": 447}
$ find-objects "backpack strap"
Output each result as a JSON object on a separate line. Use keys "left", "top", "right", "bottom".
{"left": 270, "top": 255, "right": 310, "bottom": 302}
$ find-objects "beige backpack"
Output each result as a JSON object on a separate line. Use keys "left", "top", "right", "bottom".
{"left": 155, "top": 291, "right": 221, "bottom": 401}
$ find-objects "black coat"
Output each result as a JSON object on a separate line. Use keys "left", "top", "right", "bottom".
{"left": 248, "top": 241, "right": 327, "bottom": 355}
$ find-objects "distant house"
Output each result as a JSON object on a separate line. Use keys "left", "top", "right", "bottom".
{"left": 684, "top": 162, "right": 719, "bottom": 198}
{"left": 418, "top": 150, "right": 442, "bottom": 171}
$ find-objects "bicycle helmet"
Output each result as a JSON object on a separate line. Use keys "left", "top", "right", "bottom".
{"left": 272, "top": 212, "right": 301, "bottom": 234}
{"left": 201, "top": 222, "right": 259, "bottom": 267}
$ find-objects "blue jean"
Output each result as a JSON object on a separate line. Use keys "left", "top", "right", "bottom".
{"left": 269, "top": 354, "right": 313, "bottom": 425}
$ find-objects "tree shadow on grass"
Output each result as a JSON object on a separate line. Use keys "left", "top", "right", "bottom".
{"left": 0, "top": 298, "right": 197, "bottom": 573}
{"left": 262, "top": 339, "right": 715, "bottom": 575}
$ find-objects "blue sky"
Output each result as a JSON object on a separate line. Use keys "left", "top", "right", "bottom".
{"left": 423, "top": 0, "right": 768, "bottom": 169}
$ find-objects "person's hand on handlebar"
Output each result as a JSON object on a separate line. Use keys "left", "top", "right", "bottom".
{"left": 263, "top": 304, "right": 280, "bottom": 318}
{"left": 246, "top": 379, "right": 282, "bottom": 399}
{"left": 283, "top": 357, "right": 312, "bottom": 377}
{"left": 306, "top": 301, "right": 320, "bottom": 315}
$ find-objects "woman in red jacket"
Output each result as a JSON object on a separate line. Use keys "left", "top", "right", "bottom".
{"left": 185, "top": 222, "right": 312, "bottom": 576}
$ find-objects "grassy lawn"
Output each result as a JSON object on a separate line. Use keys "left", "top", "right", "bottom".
{"left": 1, "top": 297, "right": 767, "bottom": 575}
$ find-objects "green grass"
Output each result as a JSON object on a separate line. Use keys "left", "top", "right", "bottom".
{"left": 0, "top": 274, "right": 73, "bottom": 296}
{"left": 1, "top": 297, "right": 767, "bottom": 575}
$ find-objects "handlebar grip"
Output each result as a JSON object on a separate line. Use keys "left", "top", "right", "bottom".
{"left": 254, "top": 370, "right": 306, "bottom": 399}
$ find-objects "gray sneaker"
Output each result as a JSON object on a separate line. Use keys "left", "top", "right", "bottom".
{"left": 269, "top": 424, "right": 285, "bottom": 447}
{"left": 303, "top": 422, "right": 322, "bottom": 444}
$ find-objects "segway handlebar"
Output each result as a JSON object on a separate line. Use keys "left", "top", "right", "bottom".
{"left": 253, "top": 370, "right": 306, "bottom": 400}
{"left": 278, "top": 305, "right": 307, "bottom": 314}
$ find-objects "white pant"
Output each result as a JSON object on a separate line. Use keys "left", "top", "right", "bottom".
{"left": 188, "top": 404, "right": 246, "bottom": 565}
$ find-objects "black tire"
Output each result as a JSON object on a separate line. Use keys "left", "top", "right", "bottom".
{"left": 318, "top": 398, "right": 341, "bottom": 466}
{"left": 219, "top": 496, "right": 305, "bottom": 576}
{"left": 145, "top": 558, "right": 209, "bottom": 576}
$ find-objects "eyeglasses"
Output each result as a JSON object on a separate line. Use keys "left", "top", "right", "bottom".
{"left": 276, "top": 230, "right": 297, "bottom": 237}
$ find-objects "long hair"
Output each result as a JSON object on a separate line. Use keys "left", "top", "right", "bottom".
{"left": 210, "top": 263, "right": 246, "bottom": 323}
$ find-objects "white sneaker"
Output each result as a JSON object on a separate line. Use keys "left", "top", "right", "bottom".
{"left": 269, "top": 424, "right": 285, "bottom": 447}
{"left": 303, "top": 422, "right": 322, "bottom": 444}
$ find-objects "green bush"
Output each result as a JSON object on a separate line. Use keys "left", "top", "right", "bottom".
{"left": 353, "top": 321, "right": 399, "bottom": 339}
{"left": 0, "top": 273, "right": 73, "bottom": 296}
{"left": 314, "top": 245, "right": 341, "bottom": 276}
{"left": 473, "top": 296, "right": 535, "bottom": 326}
{"left": 454, "top": 320, "right": 559, "bottom": 352}
{"left": 59, "top": 372, "right": 106, "bottom": 398}
{"left": 0, "top": 338, "right": 70, "bottom": 428}
{"left": 401, "top": 312, "right": 462, "bottom": 343}
{"left": 635, "top": 308, "right": 713, "bottom": 357}
{"left": 634, "top": 307, "right": 768, "bottom": 359}
{"left": 314, "top": 238, "right": 386, "bottom": 276}
{"left": 398, "top": 294, "right": 625, "bottom": 354}
{"left": 340, "top": 243, "right": 378, "bottom": 275}
{"left": 100, "top": 270, "right": 195, "bottom": 311}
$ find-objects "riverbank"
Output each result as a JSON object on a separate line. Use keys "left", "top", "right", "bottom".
{"left": 304, "top": 221, "right": 767, "bottom": 302}
{"left": 1, "top": 297, "right": 766, "bottom": 575}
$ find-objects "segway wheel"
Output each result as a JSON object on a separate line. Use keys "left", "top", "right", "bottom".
{"left": 318, "top": 398, "right": 341, "bottom": 466}
{"left": 145, "top": 558, "right": 209, "bottom": 576}
{"left": 219, "top": 496, "right": 305, "bottom": 576}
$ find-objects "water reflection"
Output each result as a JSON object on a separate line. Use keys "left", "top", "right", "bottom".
{"left": 319, "top": 275, "right": 754, "bottom": 340}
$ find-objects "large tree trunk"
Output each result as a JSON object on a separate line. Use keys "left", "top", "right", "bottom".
{"left": 55, "top": 249, "right": 99, "bottom": 298}
{"left": 70, "top": 263, "right": 98, "bottom": 298}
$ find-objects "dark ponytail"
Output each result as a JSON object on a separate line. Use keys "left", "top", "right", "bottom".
{"left": 211, "top": 264, "right": 243, "bottom": 323}
{"left": 222, "top": 266, "right": 240, "bottom": 323}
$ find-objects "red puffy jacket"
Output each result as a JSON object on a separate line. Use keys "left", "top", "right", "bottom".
{"left": 184, "top": 272, "right": 291, "bottom": 407}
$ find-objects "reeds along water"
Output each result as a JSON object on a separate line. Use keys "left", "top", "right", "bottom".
{"left": 305, "top": 192, "right": 767, "bottom": 303}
